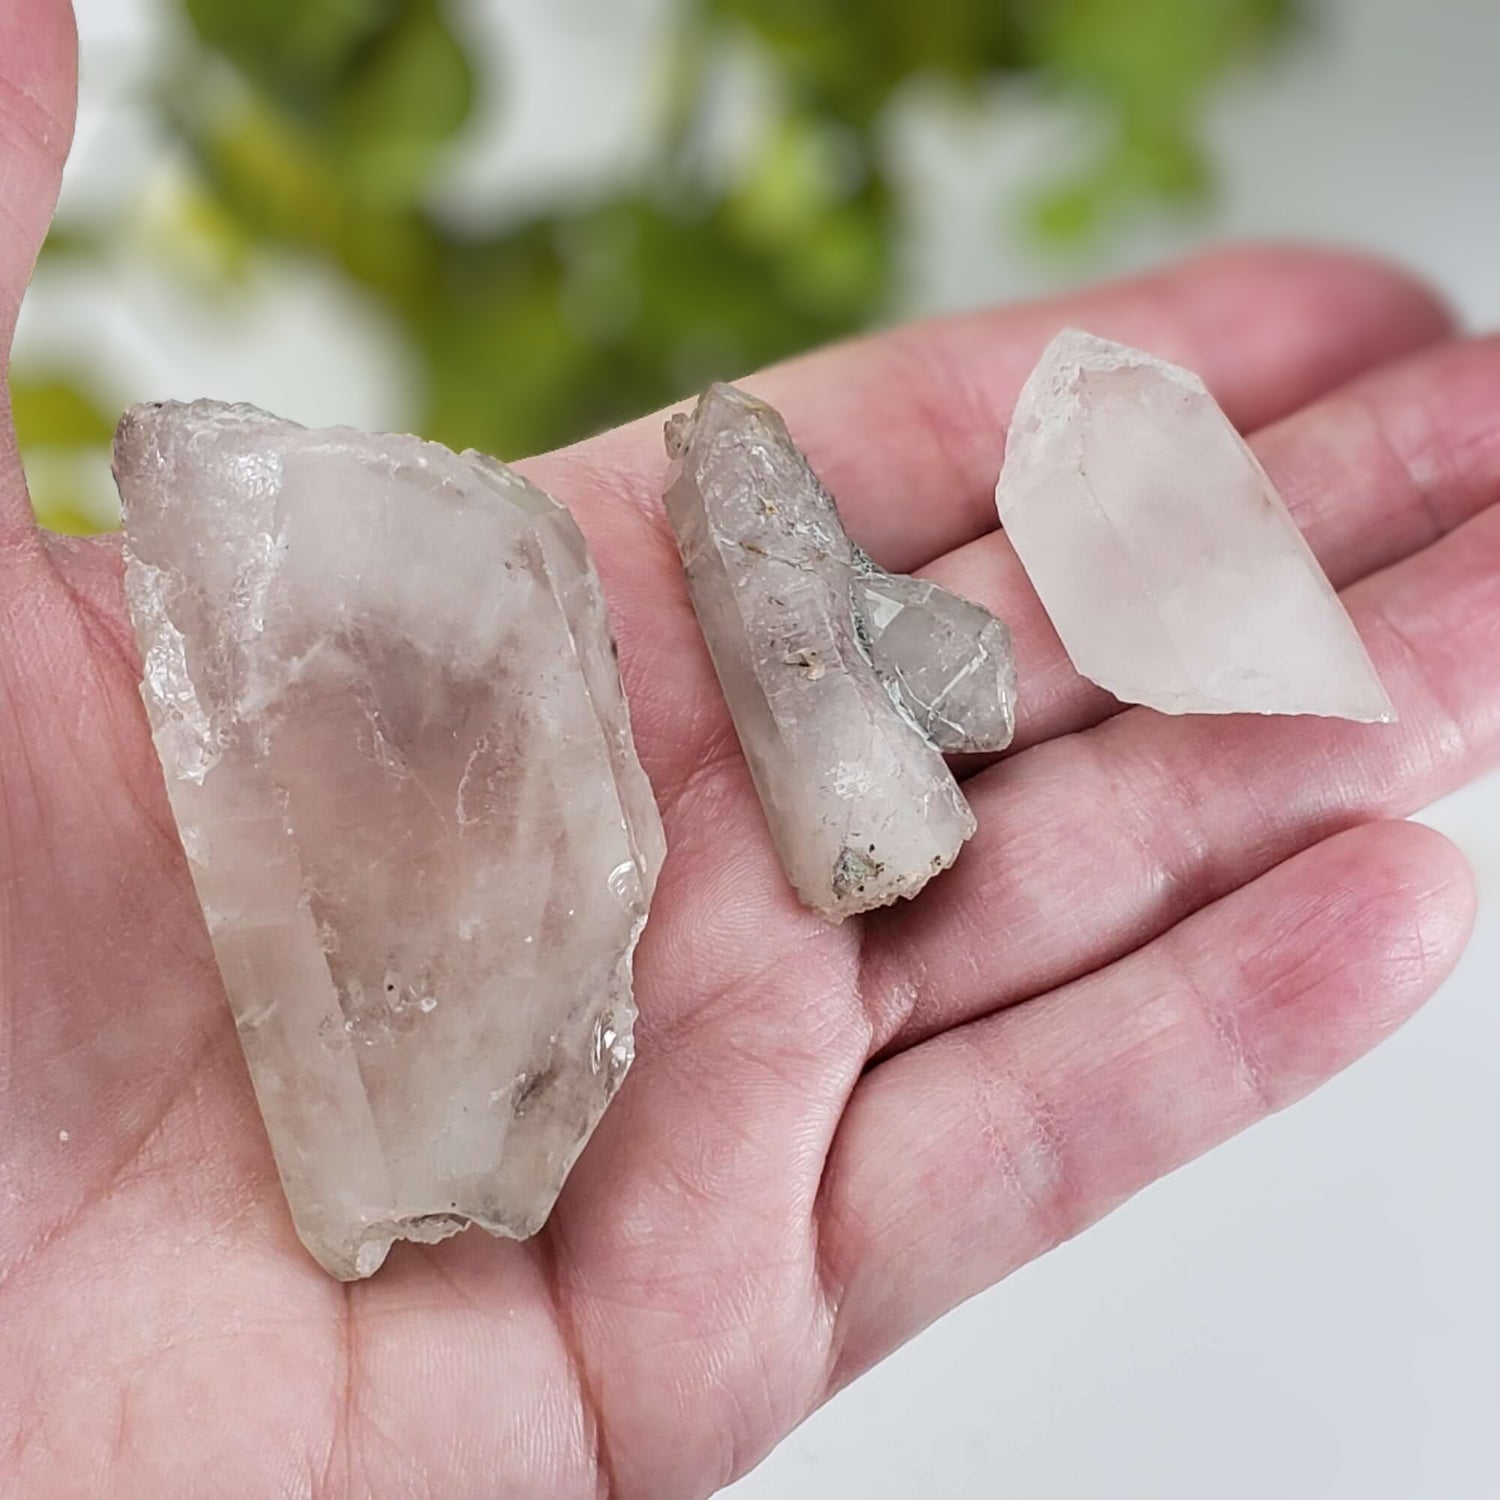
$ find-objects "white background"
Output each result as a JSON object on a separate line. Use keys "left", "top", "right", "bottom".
{"left": 18, "top": 1, "right": 1499, "bottom": 1495}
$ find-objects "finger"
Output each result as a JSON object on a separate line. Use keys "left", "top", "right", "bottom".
{"left": 926, "top": 332, "right": 1500, "bottom": 759}
{"left": 1, "top": 0, "right": 77, "bottom": 538}
{"left": 0, "top": 0, "right": 74, "bottom": 336}
{"left": 527, "top": 254, "right": 1457, "bottom": 815}
{"left": 531, "top": 245, "right": 1454, "bottom": 575}
{"left": 817, "top": 822, "right": 1474, "bottom": 1388}
{"left": 863, "top": 490, "right": 1500, "bottom": 1056}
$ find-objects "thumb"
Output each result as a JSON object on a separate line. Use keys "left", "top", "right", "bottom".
{"left": 2, "top": 0, "right": 78, "bottom": 541}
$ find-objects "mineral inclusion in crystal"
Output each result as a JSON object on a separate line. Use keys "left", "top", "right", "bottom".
{"left": 663, "top": 384, "right": 1017, "bottom": 920}
{"left": 114, "top": 401, "right": 665, "bottom": 1280}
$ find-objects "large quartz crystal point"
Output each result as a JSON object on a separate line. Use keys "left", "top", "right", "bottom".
{"left": 663, "top": 384, "right": 1013, "bottom": 919}
{"left": 114, "top": 400, "right": 665, "bottom": 1280}
{"left": 996, "top": 329, "right": 1394, "bottom": 722}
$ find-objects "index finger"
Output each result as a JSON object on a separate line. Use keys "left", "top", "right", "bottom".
{"left": 533, "top": 245, "right": 1453, "bottom": 573}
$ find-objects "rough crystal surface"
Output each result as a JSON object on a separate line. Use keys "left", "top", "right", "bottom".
{"left": 663, "top": 384, "right": 1015, "bottom": 919}
{"left": 996, "top": 329, "right": 1394, "bottom": 722}
{"left": 115, "top": 401, "right": 665, "bottom": 1280}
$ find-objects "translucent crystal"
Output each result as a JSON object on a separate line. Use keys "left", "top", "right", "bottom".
{"left": 663, "top": 385, "right": 1015, "bottom": 919}
{"left": 114, "top": 401, "right": 665, "bottom": 1280}
{"left": 997, "top": 329, "right": 1394, "bottom": 722}
{"left": 852, "top": 560, "right": 1017, "bottom": 753}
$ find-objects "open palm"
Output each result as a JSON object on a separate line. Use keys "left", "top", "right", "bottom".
{"left": 5, "top": 7, "right": 1499, "bottom": 1497}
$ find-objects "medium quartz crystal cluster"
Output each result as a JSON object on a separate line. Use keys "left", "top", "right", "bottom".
{"left": 997, "top": 330, "right": 1394, "bottom": 722}
{"left": 663, "top": 385, "right": 1017, "bottom": 919}
{"left": 115, "top": 402, "right": 664, "bottom": 1280}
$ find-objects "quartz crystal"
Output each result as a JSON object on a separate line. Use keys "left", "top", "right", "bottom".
{"left": 996, "top": 329, "right": 1394, "bottom": 722}
{"left": 663, "top": 384, "right": 1015, "bottom": 920}
{"left": 114, "top": 401, "right": 665, "bottom": 1280}
{"left": 852, "top": 561, "right": 1017, "bottom": 753}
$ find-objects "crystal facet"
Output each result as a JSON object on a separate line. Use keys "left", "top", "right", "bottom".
{"left": 663, "top": 384, "right": 1015, "bottom": 919}
{"left": 115, "top": 401, "right": 665, "bottom": 1280}
{"left": 996, "top": 329, "right": 1394, "bottom": 722}
{"left": 852, "top": 560, "right": 1017, "bottom": 753}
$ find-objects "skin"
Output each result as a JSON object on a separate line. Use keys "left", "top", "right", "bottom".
{"left": 3, "top": 4, "right": 1497, "bottom": 1495}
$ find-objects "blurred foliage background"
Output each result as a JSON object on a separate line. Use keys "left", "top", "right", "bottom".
{"left": 17, "top": 0, "right": 1301, "bottom": 532}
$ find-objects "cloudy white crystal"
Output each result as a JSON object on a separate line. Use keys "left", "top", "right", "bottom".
{"left": 996, "top": 329, "right": 1394, "bottom": 722}
{"left": 115, "top": 401, "right": 664, "bottom": 1280}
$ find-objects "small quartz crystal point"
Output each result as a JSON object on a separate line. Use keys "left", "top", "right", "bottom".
{"left": 663, "top": 384, "right": 1016, "bottom": 920}
{"left": 997, "top": 329, "right": 1394, "bottom": 722}
{"left": 852, "top": 561, "right": 1017, "bottom": 753}
{"left": 114, "top": 400, "right": 665, "bottom": 1280}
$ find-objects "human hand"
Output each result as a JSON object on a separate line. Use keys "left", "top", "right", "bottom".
{"left": 4, "top": 5, "right": 1496, "bottom": 1496}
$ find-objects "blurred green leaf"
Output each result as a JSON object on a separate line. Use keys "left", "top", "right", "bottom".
{"left": 1029, "top": 173, "right": 1109, "bottom": 243}
{"left": 35, "top": 223, "right": 107, "bottom": 262}
{"left": 184, "top": 0, "right": 397, "bottom": 98}
{"left": 11, "top": 375, "right": 116, "bottom": 450}
{"left": 29, "top": 484, "right": 106, "bottom": 537}
{"left": 330, "top": 5, "right": 474, "bottom": 200}
{"left": 1022, "top": 0, "right": 1296, "bottom": 240}
{"left": 13, "top": 377, "right": 117, "bottom": 535}
{"left": 707, "top": 0, "right": 1028, "bottom": 120}
{"left": 138, "top": 175, "right": 257, "bottom": 286}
